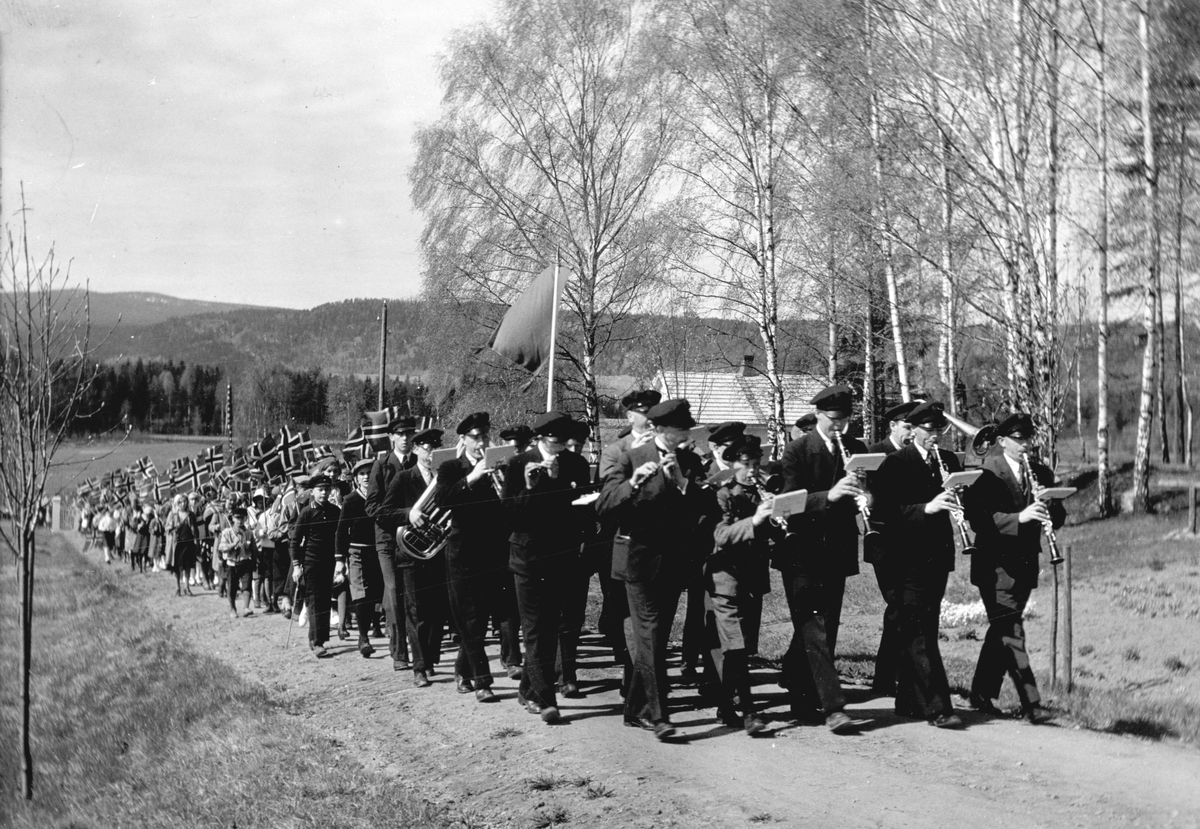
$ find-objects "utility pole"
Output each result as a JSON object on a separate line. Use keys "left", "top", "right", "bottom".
{"left": 378, "top": 301, "right": 387, "bottom": 410}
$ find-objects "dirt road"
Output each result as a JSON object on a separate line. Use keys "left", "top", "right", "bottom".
{"left": 114, "top": 553, "right": 1199, "bottom": 829}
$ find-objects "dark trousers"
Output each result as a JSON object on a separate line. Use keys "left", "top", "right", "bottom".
{"left": 585, "top": 535, "right": 628, "bottom": 661}
{"left": 556, "top": 559, "right": 589, "bottom": 684}
{"left": 377, "top": 546, "right": 411, "bottom": 666}
{"left": 226, "top": 560, "right": 253, "bottom": 611}
{"left": 680, "top": 564, "right": 706, "bottom": 669}
{"left": 705, "top": 590, "right": 762, "bottom": 717}
{"left": 894, "top": 568, "right": 952, "bottom": 719}
{"left": 302, "top": 558, "right": 333, "bottom": 647}
{"left": 781, "top": 570, "right": 846, "bottom": 715}
{"left": 871, "top": 560, "right": 901, "bottom": 694}
{"left": 514, "top": 570, "right": 570, "bottom": 709}
{"left": 972, "top": 573, "right": 1041, "bottom": 707}
{"left": 447, "top": 558, "right": 495, "bottom": 688}
{"left": 623, "top": 577, "right": 681, "bottom": 724}
{"left": 403, "top": 559, "right": 446, "bottom": 672}
{"left": 273, "top": 541, "right": 292, "bottom": 601}
{"left": 494, "top": 570, "right": 523, "bottom": 669}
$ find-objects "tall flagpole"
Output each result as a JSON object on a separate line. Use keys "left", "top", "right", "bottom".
{"left": 546, "top": 257, "right": 561, "bottom": 411}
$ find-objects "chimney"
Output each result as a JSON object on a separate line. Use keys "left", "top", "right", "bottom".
{"left": 740, "top": 354, "right": 755, "bottom": 377}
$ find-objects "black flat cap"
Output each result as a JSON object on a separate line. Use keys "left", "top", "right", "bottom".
{"left": 621, "top": 389, "right": 662, "bottom": 412}
{"left": 351, "top": 457, "right": 375, "bottom": 476}
{"left": 413, "top": 428, "right": 444, "bottom": 447}
{"left": 707, "top": 421, "right": 746, "bottom": 447}
{"left": 647, "top": 398, "right": 696, "bottom": 429}
{"left": 532, "top": 411, "right": 575, "bottom": 439}
{"left": 500, "top": 424, "right": 535, "bottom": 444}
{"left": 908, "top": 401, "right": 947, "bottom": 429}
{"left": 810, "top": 384, "right": 854, "bottom": 413}
{"left": 456, "top": 412, "right": 491, "bottom": 436}
{"left": 722, "top": 434, "right": 763, "bottom": 462}
{"left": 996, "top": 412, "right": 1034, "bottom": 438}
{"left": 794, "top": 413, "right": 818, "bottom": 429}
{"left": 388, "top": 416, "right": 417, "bottom": 433}
{"left": 306, "top": 473, "right": 332, "bottom": 489}
{"left": 883, "top": 401, "right": 919, "bottom": 423}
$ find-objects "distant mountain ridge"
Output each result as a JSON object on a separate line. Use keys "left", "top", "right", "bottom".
{"left": 75, "top": 291, "right": 277, "bottom": 332}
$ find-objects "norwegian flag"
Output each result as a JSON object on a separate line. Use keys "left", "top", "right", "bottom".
{"left": 204, "top": 444, "right": 225, "bottom": 473}
{"left": 308, "top": 444, "right": 336, "bottom": 464}
{"left": 166, "top": 457, "right": 188, "bottom": 479}
{"left": 261, "top": 448, "right": 287, "bottom": 482}
{"left": 153, "top": 477, "right": 173, "bottom": 502}
{"left": 135, "top": 456, "right": 157, "bottom": 478}
{"left": 289, "top": 428, "right": 314, "bottom": 465}
{"left": 226, "top": 448, "right": 250, "bottom": 480}
{"left": 78, "top": 477, "right": 99, "bottom": 497}
{"left": 363, "top": 407, "right": 397, "bottom": 454}
{"left": 250, "top": 433, "right": 278, "bottom": 467}
{"left": 174, "top": 459, "right": 209, "bottom": 492}
{"left": 342, "top": 426, "right": 371, "bottom": 461}
{"left": 277, "top": 425, "right": 299, "bottom": 471}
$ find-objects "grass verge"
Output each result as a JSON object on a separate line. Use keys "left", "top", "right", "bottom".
{"left": 0, "top": 532, "right": 460, "bottom": 829}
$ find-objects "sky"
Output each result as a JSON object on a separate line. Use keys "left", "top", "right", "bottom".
{"left": 1, "top": 0, "right": 493, "bottom": 309}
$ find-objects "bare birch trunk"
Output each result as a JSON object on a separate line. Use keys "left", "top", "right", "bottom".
{"left": 828, "top": 239, "right": 838, "bottom": 385}
{"left": 1040, "top": 0, "right": 1061, "bottom": 469}
{"left": 1133, "top": 0, "right": 1160, "bottom": 513}
{"left": 1174, "top": 120, "right": 1191, "bottom": 467}
{"left": 1096, "top": 0, "right": 1114, "bottom": 515}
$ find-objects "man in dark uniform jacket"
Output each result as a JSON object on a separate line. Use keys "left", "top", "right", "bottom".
{"left": 337, "top": 457, "right": 383, "bottom": 658}
{"left": 965, "top": 413, "right": 1065, "bottom": 724}
{"left": 708, "top": 435, "right": 780, "bottom": 735}
{"left": 598, "top": 398, "right": 714, "bottom": 740}
{"left": 872, "top": 402, "right": 964, "bottom": 727}
{"left": 398, "top": 428, "right": 450, "bottom": 687}
{"left": 365, "top": 415, "right": 419, "bottom": 670}
{"left": 594, "top": 389, "right": 660, "bottom": 665}
{"left": 777, "top": 384, "right": 865, "bottom": 732}
{"left": 501, "top": 412, "right": 593, "bottom": 723}
{"left": 290, "top": 475, "right": 340, "bottom": 659}
{"left": 865, "top": 399, "right": 918, "bottom": 695}
{"left": 437, "top": 412, "right": 513, "bottom": 703}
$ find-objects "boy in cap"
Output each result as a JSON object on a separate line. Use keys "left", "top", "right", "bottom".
{"left": 708, "top": 435, "right": 780, "bottom": 735}
{"left": 338, "top": 457, "right": 384, "bottom": 658}
{"left": 218, "top": 506, "right": 257, "bottom": 619}
{"left": 777, "top": 384, "right": 867, "bottom": 733}
{"left": 500, "top": 411, "right": 593, "bottom": 723}
{"left": 872, "top": 402, "right": 964, "bottom": 728}
{"left": 598, "top": 398, "right": 714, "bottom": 740}
{"left": 290, "top": 475, "right": 341, "bottom": 659}
{"left": 965, "top": 412, "right": 1065, "bottom": 724}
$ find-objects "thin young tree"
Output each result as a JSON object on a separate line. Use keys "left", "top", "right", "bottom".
{"left": 0, "top": 203, "right": 102, "bottom": 799}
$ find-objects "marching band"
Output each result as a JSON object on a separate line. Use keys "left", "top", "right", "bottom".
{"left": 74, "top": 384, "right": 1072, "bottom": 739}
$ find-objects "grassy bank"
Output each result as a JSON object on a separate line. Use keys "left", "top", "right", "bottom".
{"left": 0, "top": 532, "right": 457, "bottom": 828}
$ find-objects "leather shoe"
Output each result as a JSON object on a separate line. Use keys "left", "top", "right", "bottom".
{"left": 652, "top": 720, "right": 677, "bottom": 740}
{"left": 1024, "top": 705, "right": 1054, "bottom": 725}
{"left": 539, "top": 706, "right": 562, "bottom": 724}
{"left": 455, "top": 675, "right": 474, "bottom": 694}
{"left": 929, "top": 713, "right": 964, "bottom": 729}
{"left": 624, "top": 716, "right": 655, "bottom": 730}
{"left": 744, "top": 715, "right": 767, "bottom": 736}
{"left": 716, "top": 706, "right": 742, "bottom": 728}
{"left": 558, "top": 681, "right": 581, "bottom": 698}
{"left": 968, "top": 694, "right": 1003, "bottom": 716}
{"left": 359, "top": 642, "right": 375, "bottom": 658}
{"left": 825, "top": 711, "right": 854, "bottom": 733}
{"left": 506, "top": 665, "right": 523, "bottom": 680}
{"left": 475, "top": 687, "right": 498, "bottom": 703}
{"left": 413, "top": 670, "right": 432, "bottom": 688}
{"left": 313, "top": 645, "right": 329, "bottom": 659}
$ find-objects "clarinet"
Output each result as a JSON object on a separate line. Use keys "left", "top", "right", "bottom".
{"left": 1021, "top": 454, "right": 1064, "bottom": 565}
{"left": 930, "top": 448, "right": 977, "bottom": 555}
{"left": 831, "top": 430, "right": 878, "bottom": 540}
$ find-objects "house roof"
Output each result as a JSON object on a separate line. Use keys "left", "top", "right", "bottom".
{"left": 653, "top": 369, "right": 826, "bottom": 426}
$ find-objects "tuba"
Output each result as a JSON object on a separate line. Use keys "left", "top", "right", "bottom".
{"left": 943, "top": 411, "right": 999, "bottom": 458}
{"left": 397, "top": 477, "right": 451, "bottom": 560}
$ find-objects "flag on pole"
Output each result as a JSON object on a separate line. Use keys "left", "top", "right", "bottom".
{"left": 343, "top": 426, "right": 371, "bottom": 461}
{"left": 479, "top": 265, "right": 567, "bottom": 373}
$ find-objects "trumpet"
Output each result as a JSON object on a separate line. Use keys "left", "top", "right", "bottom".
{"left": 831, "top": 430, "right": 878, "bottom": 540}
{"left": 1020, "top": 454, "right": 1064, "bottom": 565}
{"left": 930, "top": 447, "right": 977, "bottom": 555}
{"left": 397, "top": 477, "right": 451, "bottom": 560}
